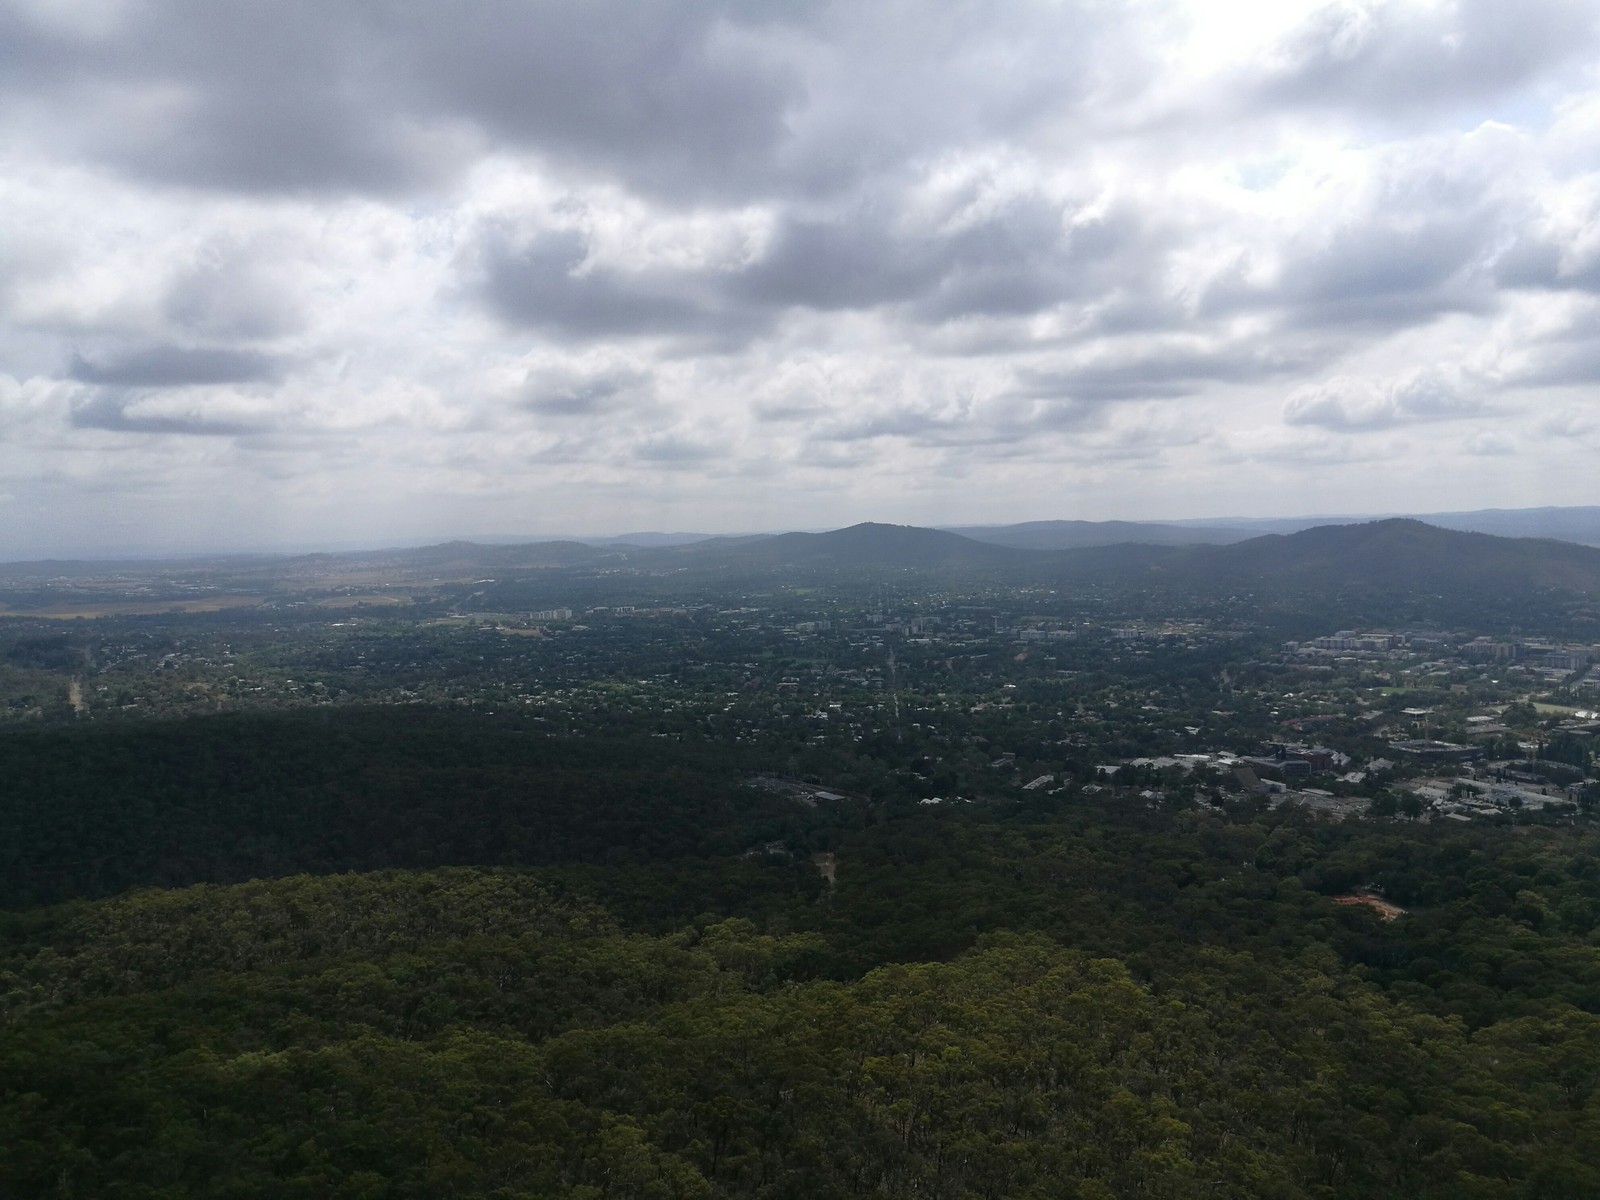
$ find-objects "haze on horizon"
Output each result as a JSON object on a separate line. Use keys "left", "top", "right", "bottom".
{"left": 3, "top": 0, "right": 1600, "bottom": 559}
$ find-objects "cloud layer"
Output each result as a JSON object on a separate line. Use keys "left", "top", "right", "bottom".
{"left": 3, "top": 0, "right": 1599, "bottom": 554}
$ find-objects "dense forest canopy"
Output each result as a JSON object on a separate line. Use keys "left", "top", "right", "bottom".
{"left": 3, "top": 706, "right": 1600, "bottom": 1197}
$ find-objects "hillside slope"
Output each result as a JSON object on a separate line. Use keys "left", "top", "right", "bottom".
{"left": 952, "top": 518, "right": 1255, "bottom": 549}
{"left": 1059, "top": 519, "right": 1600, "bottom": 595}
{"left": 1207, "top": 519, "right": 1600, "bottom": 592}
{"left": 678, "top": 522, "right": 1041, "bottom": 569}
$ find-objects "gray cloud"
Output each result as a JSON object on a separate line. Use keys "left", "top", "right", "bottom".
{"left": 1282, "top": 218, "right": 1494, "bottom": 326}
{"left": 730, "top": 198, "right": 1150, "bottom": 323}
{"left": 914, "top": 209, "right": 1144, "bottom": 323}
{"left": 0, "top": 0, "right": 1168, "bottom": 207}
{"left": 69, "top": 346, "right": 288, "bottom": 388}
{"left": 813, "top": 408, "right": 955, "bottom": 444}
{"left": 1496, "top": 233, "right": 1600, "bottom": 294}
{"left": 1204, "top": 192, "right": 1505, "bottom": 332}
{"left": 1464, "top": 430, "right": 1516, "bottom": 456}
{"left": 0, "top": 0, "right": 806, "bottom": 200}
{"left": 633, "top": 435, "right": 720, "bottom": 465}
{"left": 111, "top": 91, "right": 455, "bottom": 199}
{"left": 3, "top": 0, "right": 1599, "bottom": 551}
{"left": 481, "top": 230, "right": 741, "bottom": 341}
{"left": 3, "top": 3, "right": 457, "bottom": 196}
{"left": 399, "top": 1, "right": 805, "bottom": 200}
{"left": 481, "top": 193, "right": 1157, "bottom": 348}
{"left": 793, "top": 443, "right": 872, "bottom": 471}
{"left": 162, "top": 250, "right": 306, "bottom": 341}
{"left": 1016, "top": 344, "right": 1316, "bottom": 404}
{"left": 752, "top": 397, "right": 823, "bottom": 424}
{"left": 809, "top": 389, "right": 1107, "bottom": 451}
{"left": 1283, "top": 371, "right": 1486, "bottom": 431}
{"left": 69, "top": 389, "right": 271, "bottom": 436}
{"left": 731, "top": 213, "right": 948, "bottom": 311}
{"left": 1502, "top": 336, "right": 1600, "bottom": 388}
{"left": 518, "top": 364, "right": 651, "bottom": 418}
{"left": 1260, "top": 0, "right": 1599, "bottom": 117}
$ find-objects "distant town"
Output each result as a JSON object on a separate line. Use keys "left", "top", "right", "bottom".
{"left": 4, "top": 520, "right": 1597, "bottom": 832}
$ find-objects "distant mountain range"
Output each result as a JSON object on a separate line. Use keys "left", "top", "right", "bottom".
{"left": 650, "top": 518, "right": 1600, "bottom": 594}
{"left": 9, "top": 514, "right": 1600, "bottom": 605}
{"left": 670, "top": 523, "right": 1028, "bottom": 570}
{"left": 1048, "top": 519, "right": 1600, "bottom": 595}
{"left": 1381, "top": 506, "right": 1600, "bottom": 546}
{"left": 569, "top": 532, "right": 714, "bottom": 548}
{"left": 941, "top": 506, "right": 1600, "bottom": 550}
{"left": 532, "top": 504, "right": 1600, "bottom": 554}
{"left": 9, "top": 505, "right": 1600, "bottom": 568}
{"left": 937, "top": 519, "right": 1247, "bottom": 550}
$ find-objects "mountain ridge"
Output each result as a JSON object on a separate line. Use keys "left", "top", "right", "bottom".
{"left": 9, "top": 517, "right": 1600, "bottom": 599}
{"left": 1058, "top": 518, "right": 1600, "bottom": 595}
{"left": 665, "top": 522, "right": 1042, "bottom": 569}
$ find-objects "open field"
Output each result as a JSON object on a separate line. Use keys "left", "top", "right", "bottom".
{"left": 0, "top": 595, "right": 266, "bottom": 619}
{"left": 310, "top": 593, "right": 411, "bottom": 608}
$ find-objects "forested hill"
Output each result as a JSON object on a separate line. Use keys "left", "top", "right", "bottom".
{"left": 949, "top": 517, "right": 1253, "bottom": 549}
{"left": 673, "top": 522, "right": 1041, "bottom": 569}
{"left": 311, "top": 518, "right": 1600, "bottom": 591}
{"left": 1054, "top": 518, "right": 1600, "bottom": 596}
{"left": 4, "top": 707, "right": 1600, "bottom": 1196}
{"left": 9, "top": 520, "right": 1600, "bottom": 610}
{"left": 1203, "top": 519, "right": 1600, "bottom": 591}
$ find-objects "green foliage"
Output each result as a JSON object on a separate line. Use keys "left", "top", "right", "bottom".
{"left": 4, "top": 708, "right": 1600, "bottom": 1196}
{"left": 1542, "top": 733, "right": 1591, "bottom": 769}
{"left": 6, "top": 892, "right": 1599, "bottom": 1198}
{"left": 0, "top": 709, "right": 813, "bottom": 907}
{"left": 0, "top": 869, "right": 615, "bottom": 1021}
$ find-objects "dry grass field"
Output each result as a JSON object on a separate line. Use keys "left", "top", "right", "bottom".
{"left": 311, "top": 594, "right": 411, "bottom": 608}
{"left": 0, "top": 595, "right": 266, "bottom": 619}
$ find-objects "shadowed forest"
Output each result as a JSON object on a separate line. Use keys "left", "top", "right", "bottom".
{"left": 4, "top": 707, "right": 1600, "bottom": 1198}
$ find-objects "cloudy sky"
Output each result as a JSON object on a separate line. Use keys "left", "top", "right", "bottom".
{"left": 3, "top": 0, "right": 1599, "bottom": 556}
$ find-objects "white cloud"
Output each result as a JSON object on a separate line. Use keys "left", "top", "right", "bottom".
{"left": 1, "top": 0, "right": 1599, "bottom": 553}
{"left": 1283, "top": 367, "right": 1488, "bottom": 430}
{"left": 1464, "top": 430, "right": 1516, "bottom": 456}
